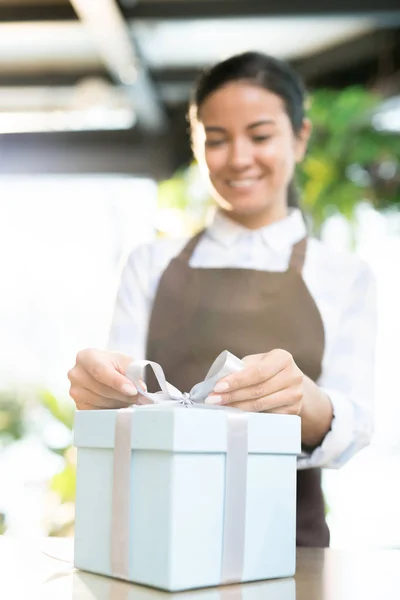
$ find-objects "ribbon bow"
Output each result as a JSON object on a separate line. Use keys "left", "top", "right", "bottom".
{"left": 125, "top": 349, "right": 245, "bottom": 406}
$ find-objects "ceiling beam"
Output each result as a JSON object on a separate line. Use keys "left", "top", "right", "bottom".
{"left": 0, "top": 70, "right": 112, "bottom": 88}
{"left": 152, "top": 68, "right": 203, "bottom": 85}
{"left": 0, "top": 4, "right": 77, "bottom": 21}
{"left": 122, "top": 0, "right": 400, "bottom": 20}
{"left": 151, "top": 29, "right": 400, "bottom": 88}
{"left": 70, "top": 0, "right": 138, "bottom": 85}
{"left": 294, "top": 28, "right": 400, "bottom": 83}
{"left": 69, "top": 0, "right": 167, "bottom": 132}
{"left": 0, "top": 128, "right": 177, "bottom": 178}
{"left": 1, "top": 27, "right": 397, "bottom": 92}
{"left": 0, "top": 1, "right": 399, "bottom": 22}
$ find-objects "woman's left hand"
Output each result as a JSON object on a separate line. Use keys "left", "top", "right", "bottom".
{"left": 205, "top": 349, "right": 304, "bottom": 414}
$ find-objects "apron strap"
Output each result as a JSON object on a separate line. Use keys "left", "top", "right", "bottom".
{"left": 177, "top": 229, "right": 308, "bottom": 274}
{"left": 288, "top": 237, "right": 308, "bottom": 274}
{"left": 176, "top": 229, "right": 206, "bottom": 264}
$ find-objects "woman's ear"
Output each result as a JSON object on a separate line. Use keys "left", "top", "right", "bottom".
{"left": 295, "top": 118, "right": 312, "bottom": 163}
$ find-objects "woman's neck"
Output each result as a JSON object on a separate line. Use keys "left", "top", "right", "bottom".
{"left": 220, "top": 205, "right": 289, "bottom": 230}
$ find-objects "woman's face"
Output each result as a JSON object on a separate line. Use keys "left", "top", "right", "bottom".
{"left": 194, "top": 81, "right": 311, "bottom": 227}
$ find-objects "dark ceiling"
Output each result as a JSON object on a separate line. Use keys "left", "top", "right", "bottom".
{"left": 0, "top": 0, "right": 399, "bottom": 178}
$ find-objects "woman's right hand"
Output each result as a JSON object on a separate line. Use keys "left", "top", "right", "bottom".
{"left": 68, "top": 348, "right": 140, "bottom": 410}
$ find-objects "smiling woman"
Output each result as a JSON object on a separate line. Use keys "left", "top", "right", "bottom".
{"left": 189, "top": 54, "right": 311, "bottom": 227}
{"left": 68, "top": 52, "right": 377, "bottom": 550}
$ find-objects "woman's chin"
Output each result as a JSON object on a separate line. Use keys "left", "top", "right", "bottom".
{"left": 217, "top": 196, "right": 288, "bottom": 227}
{"left": 225, "top": 198, "right": 271, "bottom": 216}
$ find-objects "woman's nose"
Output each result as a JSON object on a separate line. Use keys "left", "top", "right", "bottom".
{"left": 228, "top": 139, "right": 254, "bottom": 170}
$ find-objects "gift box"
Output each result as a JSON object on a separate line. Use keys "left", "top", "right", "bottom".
{"left": 73, "top": 352, "right": 301, "bottom": 592}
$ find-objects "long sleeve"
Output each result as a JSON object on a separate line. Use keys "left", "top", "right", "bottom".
{"left": 298, "top": 261, "right": 377, "bottom": 469}
{"left": 107, "top": 244, "right": 153, "bottom": 359}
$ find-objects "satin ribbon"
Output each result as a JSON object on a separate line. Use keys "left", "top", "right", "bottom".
{"left": 111, "top": 350, "right": 248, "bottom": 586}
{"left": 125, "top": 349, "right": 245, "bottom": 405}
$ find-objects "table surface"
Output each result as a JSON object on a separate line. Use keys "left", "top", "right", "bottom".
{"left": 1, "top": 537, "right": 400, "bottom": 600}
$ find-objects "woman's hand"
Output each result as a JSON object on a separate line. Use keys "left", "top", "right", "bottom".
{"left": 205, "top": 349, "right": 304, "bottom": 414}
{"left": 205, "top": 349, "right": 333, "bottom": 447}
{"left": 68, "top": 348, "right": 140, "bottom": 410}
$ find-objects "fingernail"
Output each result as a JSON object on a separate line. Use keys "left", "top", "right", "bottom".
{"left": 121, "top": 383, "right": 137, "bottom": 396}
{"left": 205, "top": 395, "right": 223, "bottom": 405}
{"left": 214, "top": 381, "right": 229, "bottom": 393}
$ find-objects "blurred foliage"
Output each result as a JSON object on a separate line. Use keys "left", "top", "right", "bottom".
{"left": 0, "top": 513, "right": 5, "bottom": 535}
{"left": 0, "top": 391, "right": 25, "bottom": 447}
{"left": 157, "top": 163, "right": 213, "bottom": 236}
{"left": 300, "top": 86, "right": 400, "bottom": 232}
{"left": 37, "top": 390, "right": 76, "bottom": 536}
{"left": 157, "top": 86, "right": 400, "bottom": 235}
{"left": 41, "top": 389, "right": 74, "bottom": 432}
{"left": 50, "top": 460, "right": 76, "bottom": 503}
{"left": 0, "top": 387, "right": 76, "bottom": 536}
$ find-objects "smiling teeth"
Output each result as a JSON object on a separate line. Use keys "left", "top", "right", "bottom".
{"left": 228, "top": 179, "right": 256, "bottom": 187}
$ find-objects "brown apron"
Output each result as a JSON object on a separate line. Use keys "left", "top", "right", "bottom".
{"left": 146, "top": 230, "right": 330, "bottom": 547}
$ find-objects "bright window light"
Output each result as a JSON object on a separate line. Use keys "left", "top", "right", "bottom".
{"left": 0, "top": 107, "right": 136, "bottom": 134}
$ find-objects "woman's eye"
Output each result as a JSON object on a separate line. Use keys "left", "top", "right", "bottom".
{"left": 205, "top": 139, "right": 225, "bottom": 147}
{"left": 252, "top": 135, "right": 271, "bottom": 143}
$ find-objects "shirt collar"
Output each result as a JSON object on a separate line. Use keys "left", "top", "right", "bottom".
{"left": 206, "top": 208, "right": 307, "bottom": 251}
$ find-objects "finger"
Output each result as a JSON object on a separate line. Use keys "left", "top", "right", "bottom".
{"left": 70, "top": 385, "right": 106, "bottom": 410}
{"left": 70, "top": 385, "right": 135, "bottom": 410}
{"left": 227, "top": 386, "right": 303, "bottom": 414}
{"left": 207, "top": 368, "right": 294, "bottom": 405}
{"left": 264, "top": 406, "right": 301, "bottom": 415}
{"left": 213, "top": 350, "right": 290, "bottom": 394}
{"left": 70, "top": 366, "right": 138, "bottom": 403}
{"left": 75, "top": 351, "right": 137, "bottom": 397}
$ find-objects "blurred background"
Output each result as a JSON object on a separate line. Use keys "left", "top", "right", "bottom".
{"left": 0, "top": 0, "right": 400, "bottom": 548}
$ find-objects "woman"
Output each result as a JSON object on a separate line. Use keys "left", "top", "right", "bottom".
{"left": 68, "top": 52, "right": 376, "bottom": 547}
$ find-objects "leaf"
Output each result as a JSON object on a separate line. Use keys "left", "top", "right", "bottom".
{"left": 50, "top": 461, "right": 76, "bottom": 503}
{"left": 39, "top": 390, "right": 74, "bottom": 430}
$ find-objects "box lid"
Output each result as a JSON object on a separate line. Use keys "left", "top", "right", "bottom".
{"left": 73, "top": 406, "right": 300, "bottom": 455}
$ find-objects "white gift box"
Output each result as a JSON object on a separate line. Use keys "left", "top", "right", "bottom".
{"left": 73, "top": 405, "right": 300, "bottom": 592}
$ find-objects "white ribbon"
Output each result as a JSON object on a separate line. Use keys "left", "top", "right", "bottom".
{"left": 111, "top": 350, "right": 248, "bottom": 586}
{"left": 125, "top": 349, "right": 245, "bottom": 405}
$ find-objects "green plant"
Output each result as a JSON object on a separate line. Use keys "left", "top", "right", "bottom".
{"left": 0, "top": 390, "right": 26, "bottom": 447}
{"left": 301, "top": 86, "right": 400, "bottom": 233}
{"left": 0, "top": 386, "right": 76, "bottom": 536}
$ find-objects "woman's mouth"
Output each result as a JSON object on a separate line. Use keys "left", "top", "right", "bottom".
{"left": 226, "top": 177, "right": 262, "bottom": 189}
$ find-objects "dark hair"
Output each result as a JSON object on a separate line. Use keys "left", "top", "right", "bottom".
{"left": 189, "top": 52, "right": 307, "bottom": 208}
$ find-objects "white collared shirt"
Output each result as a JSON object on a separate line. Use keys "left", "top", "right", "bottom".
{"left": 108, "top": 209, "right": 377, "bottom": 470}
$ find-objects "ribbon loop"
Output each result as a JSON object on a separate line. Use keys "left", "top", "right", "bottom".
{"left": 126, "top": 359, "right": 184, "bottom": 403}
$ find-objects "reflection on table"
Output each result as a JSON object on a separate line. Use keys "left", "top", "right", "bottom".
{"left": 1, "top": 537, "right": 400, "bottom": 600}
